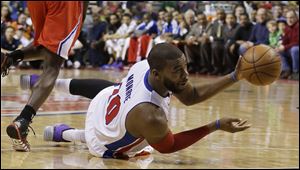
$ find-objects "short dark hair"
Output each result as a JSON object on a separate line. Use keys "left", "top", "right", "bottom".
{"left": 147, "top": 43, "right": 183, "bottom": 71}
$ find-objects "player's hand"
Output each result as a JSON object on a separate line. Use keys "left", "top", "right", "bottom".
{"left": 218, "top": 117, "right": 251, "bottom": 133}
{"left": 233, "top": 56, "right": 244, "bottom": 81}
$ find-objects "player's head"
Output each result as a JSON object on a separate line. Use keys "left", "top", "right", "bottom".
{"left": 147, "top": 43, "right": 188, "bottom": 93}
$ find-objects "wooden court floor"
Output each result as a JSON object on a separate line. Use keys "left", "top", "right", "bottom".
{"left": 1, "top": 68, "right": 299, "bottom": 169}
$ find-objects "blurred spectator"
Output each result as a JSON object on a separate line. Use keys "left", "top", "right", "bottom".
{"left": 184, "top": 12, "right": 212, "bottom": 74}
{"left": 276, "top": 10, "right": 299, "bottom": 80}
{"left": 9, "top": 1, "right": 26, "bottom": 21}
{"left": 88, "top": 12, "right": 108, "bottom": 67}
{"left": 11, "top": 12, "right": 33, "bottom": 42}
{"left": 1, "top": 26, "right": 22, "bottom": 53}
{"left": 277, "top": 17, "right": 287, "bottom": 35}
{"left": 154, "top": 12, "right": 179, "bottom": 44}
{"left": 144, "top": 2, "right": 158, "bottom": 21}
{"left": 209, "top": 8, "right": 226, "bottom": 75}
{"left": 231, "top": 13, "right": 253, "bottom": 59}
{"left": 240, "top": 8, "right": 269, "bottom": 54}
{"left": 223, "top": 13, "right": 240, "bottom": 74}
{"left": 266, "top": 20, "right": 282, "bottom": 48}
{"left": 125, "top": 13, "right": 158, "bottom": 64}
{"left": 1, "top": 4, "right": 12, "bottom": 35}
{"left": 107, "top": 13, "right": 121, "bottom": 34}
{"left": 184, "top": 9, "right": 196, "bottom": 30}
{"left": 103, "top": 13, "right": 136, "bottom": 67}
{"left": 157, "top": 9, "right": 166, "bottom": 34}
{"left": 233, "top": 4, "right": 246, "bottom": 23}
{"left": 272, "top": 4, "right": 284, "bottom": 20}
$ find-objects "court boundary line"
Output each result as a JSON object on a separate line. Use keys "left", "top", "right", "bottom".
{"left": 1, "top": 111, "right": 87, "bottom": 117}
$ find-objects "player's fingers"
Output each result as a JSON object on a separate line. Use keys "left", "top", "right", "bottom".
{"left": 237, "top": 120, "right": 248, "bottom": 126}
{"left": 234, "top": 124, "right": 251, "bottom": 132}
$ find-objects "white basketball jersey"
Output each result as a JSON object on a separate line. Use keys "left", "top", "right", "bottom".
{"left": 85, "top": 60, "right": 171, "bottom": 158}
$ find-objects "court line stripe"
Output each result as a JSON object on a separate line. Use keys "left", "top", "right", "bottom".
{"left": 1, "top": 144, "right": 298, "bottom": 151}
{"left": 1, "top": 111, "right": 87, "bottom": 117}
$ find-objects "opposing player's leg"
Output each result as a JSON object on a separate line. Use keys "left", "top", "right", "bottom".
{"left": 21, "top": 75, "right": 116, "bottom": 99}
{"left": 6, "top": 48, "right": 64, "bottom": 151}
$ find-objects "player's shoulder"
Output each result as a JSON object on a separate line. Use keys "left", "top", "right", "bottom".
{"left": 126, "top": 102, "right": 167, "bottom": 135}
{"left": 128, "top": 102, "right": 166, "bottom": 124}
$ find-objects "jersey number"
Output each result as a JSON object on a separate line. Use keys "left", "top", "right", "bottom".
{"left": 105, "top": 87, "right": 121, "bottom": 125}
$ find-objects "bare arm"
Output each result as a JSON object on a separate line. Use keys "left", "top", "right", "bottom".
{"left": 174, "top": 74, "right": 236, "bottom": 106}
{"left": 126, "top": 103, "right": 250, "bottom": 154}
{"left": 174, "top": 57, "right": 243, "bottom": 106}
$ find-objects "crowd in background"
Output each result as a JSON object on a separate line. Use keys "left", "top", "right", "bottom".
{"left": 1, "top": 1, "right": 299, "bottom": 80}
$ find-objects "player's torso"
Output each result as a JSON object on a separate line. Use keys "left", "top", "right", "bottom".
{"left": 88, "top": 60, "right": 170, "bottom": 158}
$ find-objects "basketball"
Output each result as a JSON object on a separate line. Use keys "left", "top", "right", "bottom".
{"left": 240, "top": 44, "right": 282, "bottom": 86}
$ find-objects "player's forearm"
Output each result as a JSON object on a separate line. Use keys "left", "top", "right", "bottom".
{"left": 150, "top": 121, "right": 218, "bottom": 153}
{"left": 192, "top": 74, "right": 236, "bottom": 104}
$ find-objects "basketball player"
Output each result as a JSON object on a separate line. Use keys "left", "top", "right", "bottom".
{"left": 22, "top": 43, "right": 251, "bottom": 158}
{"left": 1, "top": 2, "right": 89, "bottom": 151}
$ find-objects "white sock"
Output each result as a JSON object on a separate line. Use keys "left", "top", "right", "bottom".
{"left": 55, "top": 79, "right": 72, "bottom": 94}
{"left": 62, "top": 129, "right": 86, "bottom": 143}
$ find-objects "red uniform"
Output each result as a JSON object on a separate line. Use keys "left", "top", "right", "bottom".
{"left": 27, "top": 1, "right": 83, "bottom": 59}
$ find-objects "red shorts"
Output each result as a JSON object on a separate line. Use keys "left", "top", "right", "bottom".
{"left": 27, "top": 1, "right": 83, "bottom": 59}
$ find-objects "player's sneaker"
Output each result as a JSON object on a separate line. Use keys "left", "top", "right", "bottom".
{"left": 20, "top": 74, "right": 39, "bottom": 90}
{"left": 6, "top": 118, "right": 34, "bottom": 152}
{"left": 44, "top": 124, "right": 74, "bottom": 142}
{"left": 1, "top": 52, "right": 14, "bottom": 77}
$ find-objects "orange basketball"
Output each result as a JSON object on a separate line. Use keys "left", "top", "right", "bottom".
{"left": 240, "top": 44, "right": 282, "bottom": 86}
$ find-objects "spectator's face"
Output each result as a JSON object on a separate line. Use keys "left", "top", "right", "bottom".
{"left": 159, "top": 11, "right": 165, "bottom": 20}
{"left": 216, "top": 9, "right": 226, "bottom": 21}
{"left": 172, "top": 11, "right": 179, "bottom": 20}
{"left": 239, "top": 15, "right": 249, "bottom": 26}
{"left": 185, "top": 13, "right": 195, "bottom": 26}
{"left": 146, "top": 3, "right": 153, "bottom": 12}
{"left": 122, "top": 16, "right": 131, "bottom": 25}
{"left": 267, "top": 23, "right": 277, "bottom": 33}
{"left": 256, "top": 8, "right": 267, "bottom": 23}
{"left": 164, "top": 13, "right": 172, "bottom": 23}
{"left": 226, "top": 14, "right": 236, "bottom": 26}
{"left": 235, "top": 6, "right": 245, "bottom": 18}
{"left": 110, "top": 15, "right": 118, "bottom": 25}
{"left": 286, "top": 11, "right": 298, "bottom": 26}
{"left": 18, "top": 14, "right": 27, "bottom": 24}
{"left": 197, "top": 14, "right": 207, "bottom": 25}
{"left": 1, "top": 6, "right": 9, "bottom": 17}
{"left": 5, "top": 27, "right": 14, "bottom": 40}
{"left": 273, "top": 5, "right": 282, "bottom": 18}
{"left": 143, "top": 14, "right": 151, "bottom": 23}
{"left": 278, "top": 22, "right": 286, "bottom": 31}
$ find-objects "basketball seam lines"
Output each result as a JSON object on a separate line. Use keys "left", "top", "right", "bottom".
{"left": 253, "top": 47, "right": 272, "bottom": 63}
{"left": 242, "top": 47, "right": 272, "bottom": 63}
{"left": 252, "top": 47, "right": 263, "bottom": 85}
{"left": 240, "top": 60, "right": 281, "bottom": 71}
{"left": 254, "top": 71, "right": 279, "bottom": 78}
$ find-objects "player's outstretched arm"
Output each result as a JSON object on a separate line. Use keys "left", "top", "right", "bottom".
{"left": 174, "top": 57, "right": 244, "bottom": 106}
{"left": 127, "top": 103, "right": 250, "bottom": 154}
